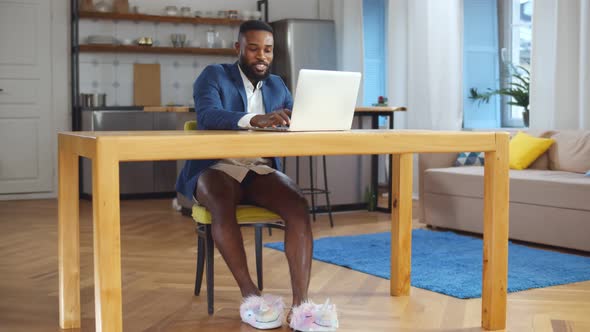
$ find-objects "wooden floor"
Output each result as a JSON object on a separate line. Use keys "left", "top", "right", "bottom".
{"left": 1, "top": 199, "right": 589, "bottom": 332}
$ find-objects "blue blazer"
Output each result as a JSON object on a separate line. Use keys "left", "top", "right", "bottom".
{"left": 175, "top": 62, "right": 294, "bottom": 199}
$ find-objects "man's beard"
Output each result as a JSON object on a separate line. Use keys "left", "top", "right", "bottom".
{"left": 239, "top": 57, "right": 271, "bottom": 82}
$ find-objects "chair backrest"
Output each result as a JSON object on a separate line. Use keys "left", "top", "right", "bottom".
{"left": 184, "top": 120, "right": 197, "bottom": 131}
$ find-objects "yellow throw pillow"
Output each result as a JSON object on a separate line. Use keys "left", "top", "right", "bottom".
{"left": 509, "top": 132, "right": 555, "bottom": 170}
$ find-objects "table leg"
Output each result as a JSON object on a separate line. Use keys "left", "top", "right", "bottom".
{"left": 482, "top": 133, "right": 510, "bottom": 330}
{"left": 92, "top": 153, "right": 123, "bottom": 332}
{"left": 391, "top": 153, "right": 413, "bottom": 296}
{"left": 58, "top": 138, "right": 81, "bottom": 329}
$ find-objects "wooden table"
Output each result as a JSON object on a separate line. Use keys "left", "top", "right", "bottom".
{"left": 58, "top": 130, "right": 509, "bottom": 332}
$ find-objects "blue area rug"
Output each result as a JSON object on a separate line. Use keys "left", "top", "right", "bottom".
{"left": 264, "top": 229, "right": 590, "bottom": 299}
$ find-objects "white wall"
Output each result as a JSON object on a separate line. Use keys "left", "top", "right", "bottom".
{"left": 52, "top": 0, "right": 70, "bottom": 167}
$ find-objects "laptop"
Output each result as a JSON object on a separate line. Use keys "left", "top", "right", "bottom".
{"left": 253, "top": 69, "right": 362, "bottom": 131}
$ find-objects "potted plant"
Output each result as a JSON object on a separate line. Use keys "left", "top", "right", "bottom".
{"left": 469, "top": 65, "right": 530, "bottom": 127}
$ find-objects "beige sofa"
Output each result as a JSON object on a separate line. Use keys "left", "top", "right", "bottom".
{"left": 419, "top": 130, "right": 590, "bottom": 252}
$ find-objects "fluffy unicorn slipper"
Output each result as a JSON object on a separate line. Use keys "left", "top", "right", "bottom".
{"left": 240, "top": 294, "right": 285, "bottom": 330}
{"left": 289, "top": 299, "right": 339, "bottom": 332}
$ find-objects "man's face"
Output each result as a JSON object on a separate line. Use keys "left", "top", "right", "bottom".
{"left": 236, "top": 30, "right": 274, "bottom": 81}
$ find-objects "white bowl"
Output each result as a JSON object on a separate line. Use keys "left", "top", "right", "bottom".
{"left": 165, "top": 6, "right": 178, "bottom": 16}
{"left": 250, "top": 11, "right": 262, "bottom": 20}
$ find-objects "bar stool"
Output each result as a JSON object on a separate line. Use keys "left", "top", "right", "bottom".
{"left": 283, "top": 156, "right": 334, "bottom": 227}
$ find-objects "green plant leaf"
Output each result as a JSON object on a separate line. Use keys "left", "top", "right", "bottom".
{"left": 513, "top": 74, "right": 529, "bottom": 88}
{"left": 468, "top": 63, "right": 530, "bottom": 110}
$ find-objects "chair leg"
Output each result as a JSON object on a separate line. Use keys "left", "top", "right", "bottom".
{"left": 309, "top": 156, "right": 317, "bottom": 221}
{"left": 296, "top": 156, "right": 300, "bottom": 184}
{"left": 255, "top": 225, "right": 264, "bottom": 291}
{"left": 322, "top": 155, "right": 334, "bottom": 227}
{"left": 205, "top": 224, "right": 214, "bottom": 315}
{"left": 194, "top": 234, "right": 205, "bottom": 296}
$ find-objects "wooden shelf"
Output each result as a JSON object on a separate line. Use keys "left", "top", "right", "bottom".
{"left": 78, "top": 11, "right": 244, "bottom": 26}
{"left": 354, "top": 106, "right": 407, "bottom": 113}
{"left": 78, "top": 44, "right": 237, "bottom": 56}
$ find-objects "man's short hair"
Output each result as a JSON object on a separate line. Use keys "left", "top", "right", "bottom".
{"left": 238, "top": 20, "right": 273, "bottom": 38}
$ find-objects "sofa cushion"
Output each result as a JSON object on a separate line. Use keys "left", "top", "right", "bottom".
{"left": 549, "top": 130, "right": 590, "bottom": 173}
{"left": 528, "top": 151, "right": 550, "bottom": 170}
{"left": 424, "top": 166, "right": 590, "bottom": 211}
{"left": 454, "top": 152, "right": 484, "bottom": 166}
{"left": 526, "top": 130, "right": 555, "bottom": 170}
{"left": 514, "top": 129, "right": 555, "bottom": 170}
{"left": 509, "top": 132, "right": 555, "bottom": 170}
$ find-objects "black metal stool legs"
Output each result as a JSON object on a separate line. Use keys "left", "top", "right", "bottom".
{"left": 322, "top": 155, "right": 334, "bottom": 227}
{"left": 309, "top": 156, "right": 316, "bottom": 221}
{"left": 281, "top": 156, "right": 334, "bottom": 227}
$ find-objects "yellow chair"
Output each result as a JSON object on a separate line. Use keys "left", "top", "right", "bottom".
{"left": 184, "top": 120, "right": 285, "bottom": 315}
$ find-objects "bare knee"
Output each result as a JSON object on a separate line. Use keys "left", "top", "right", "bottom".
{"left": 244, "top": 171, "right": 311, "bottom": 224}
{"left": 282, "top": 194, "right": 311, "bottom": 226}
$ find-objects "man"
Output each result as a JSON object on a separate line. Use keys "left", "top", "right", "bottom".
{"left": 176, "top": 20, "right": 338, "bottom": 331}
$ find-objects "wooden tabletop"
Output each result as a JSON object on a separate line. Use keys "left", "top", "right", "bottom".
{"left": 59, "top": 130, "right": 499, "bottom": 162}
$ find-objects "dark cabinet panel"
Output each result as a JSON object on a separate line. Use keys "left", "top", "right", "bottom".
{"left": 81, "top": 111, "right": 185, "bottom": 197}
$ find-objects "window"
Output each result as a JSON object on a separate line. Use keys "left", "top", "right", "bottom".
{"left": 362, "top": 0, "right": 386, "bottom": 108}
{"left": 362, "top": 0, "right": 389, "bottom": 204}
{"left": 502, "top": 0, "right": 532, "bottom": 126}
{"left": 463, "top": 0, "right": 501, "bottom": 129}
{"left": 463, "top": 0, "right": 533, "bottom": 128}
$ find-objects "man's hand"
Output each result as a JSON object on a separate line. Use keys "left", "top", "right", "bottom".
{"left": 250, "top": 109, "right": 292, "bottom": 128}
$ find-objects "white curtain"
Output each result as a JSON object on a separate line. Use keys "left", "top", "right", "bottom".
{"left": 387, "top": 0, "right": 464, "bottom": 130}
{"left": 530, "top": 0, "right": 590, "bottom": 130}
{"left": 387, "top": 0, "right": 463, "bottom": 197}
{"left": 332, "top": 0, "right": 365, "bottom": 105}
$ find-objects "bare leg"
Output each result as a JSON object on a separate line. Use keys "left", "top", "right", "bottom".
{"left": 243, "top": 171, "right": 313, "bottom": 307}
{"left": 195, "top": 169, "right": 260, "bottom": 298}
